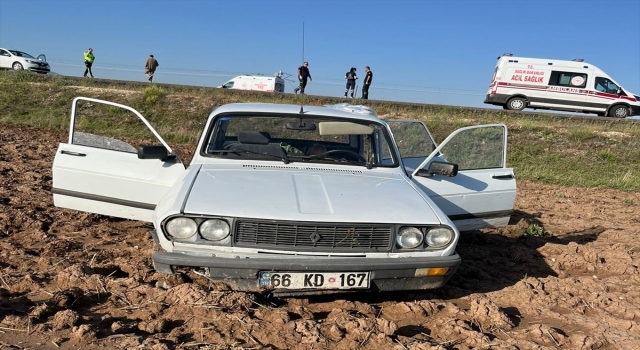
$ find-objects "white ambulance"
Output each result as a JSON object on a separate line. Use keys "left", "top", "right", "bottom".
{"left": 219, "top": 72, "right": 285, "bottom": 93}
{"left": 484, "top": 54, "right": 640, "bottom": 117}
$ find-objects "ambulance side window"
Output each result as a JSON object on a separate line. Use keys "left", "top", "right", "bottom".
{"left": 594, "top": 77, "right": 619, "bottom": 94}
{"left": 549, "top": 71, "right": 587, "bottom": 88}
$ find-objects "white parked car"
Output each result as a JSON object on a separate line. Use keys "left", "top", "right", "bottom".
{"left": 51, "top": 98, "right": 516, "bottom": 296}
{"left": 0, "top": 48, "right": 50, "bottom": 74}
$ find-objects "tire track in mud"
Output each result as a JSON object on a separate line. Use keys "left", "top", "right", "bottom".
{"left": 0, "top": 126, "right": 638, "bottom": 349}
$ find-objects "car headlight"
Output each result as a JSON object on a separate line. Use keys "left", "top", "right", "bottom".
{"left": 165, "top": 217, "right": 197, "bottom": 239}
{"left": 425, "top": 227, "right": 454, "bottom": 248}
{"left": 26, "top": 60, "right": 37, "bottom": 64}
{"left": 199, "top": 219, "right": 230, "bottom": 241}
{"left": 396, "top": 227, "right": 424, "bottom": 249}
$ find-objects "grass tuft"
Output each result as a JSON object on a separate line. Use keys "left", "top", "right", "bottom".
{"left": 143, "top": 85, "right": 165, "bottom": 104}
{"left": 523, "top": 224, "right": 546, "bottom": 237}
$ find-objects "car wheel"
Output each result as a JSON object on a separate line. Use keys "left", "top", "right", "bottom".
{"left": 502, "top": 105, "right": 509, "bottom": 110}
{"left": 506, "top": 97, "right": 526, "bottom": 111}
{"left": 12, "top": 62, "right": 24, "bottom": 71}
{"left": 608, "top": 105, "right": 629, "bottom": 118}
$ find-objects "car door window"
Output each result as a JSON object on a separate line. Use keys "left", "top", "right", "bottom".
{"left": 0, "top": 50, "right": 9, "bottom": 57}
{"left": 70, "top": 98, "right": 175, "bottom": 156}
{"left": 436, "top": 126, "right": 505, "bottom": 170}
{"left": 594, "top": 77, "right": 619, "bottom": 94}
{"left": 387, "top": 120, "right": 437, "bottom": 172}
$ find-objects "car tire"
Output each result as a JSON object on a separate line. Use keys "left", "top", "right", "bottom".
{"left": 506, "top": 97, "right": 526, "bottom": 111}
{"left": 12, "top": 62, "right": 24, "bottom": 71}
{"left": 608, "top": 105, "right": 629, "bottom": 118}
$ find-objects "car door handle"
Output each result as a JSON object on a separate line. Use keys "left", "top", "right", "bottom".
{"left": 60, "top": 150, "right": 86, "bottom": 157}
{"left": 492, "top": 174, "right": 514, "bottom": 179}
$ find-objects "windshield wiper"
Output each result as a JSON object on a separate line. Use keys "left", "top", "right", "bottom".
{"left": 209, "top": 149, "right": 290, "bottom": 164}
{"left": 289, "top": 154, "right": 372, "bottom": 169}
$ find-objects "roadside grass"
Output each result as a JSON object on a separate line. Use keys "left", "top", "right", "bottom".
{"left": 2, "top": 71, "right": 640, "bottom": 191}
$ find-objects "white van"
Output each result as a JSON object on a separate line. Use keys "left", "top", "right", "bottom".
{"left": 484, "top": 54, "right": 640, "bottom": 117}
{"left": 219, "top": 73, "right": 285, "bottom": 93}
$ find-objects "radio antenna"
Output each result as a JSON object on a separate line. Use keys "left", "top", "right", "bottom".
{"left": 299, "top": 21, "right": 305, "bottom": 114}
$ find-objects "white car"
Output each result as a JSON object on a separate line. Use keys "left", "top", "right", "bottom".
{"left": 0, "top": 48, "right": 50, "bottom": 74}
{"left": 51, "top": 98, "right": 516, "bottom": 296}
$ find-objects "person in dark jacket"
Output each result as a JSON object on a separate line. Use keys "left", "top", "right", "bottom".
{"left": 144, "top": 55, "right": 159, "bottom": 82}
{"left": 293, "top": 62, "right": 312, "bottom": 94}
{"left": 362, "top": 66, "right": 373, "bottom": 99}
{"left": 344, "top": 67, "right": 357, "bottom": 98}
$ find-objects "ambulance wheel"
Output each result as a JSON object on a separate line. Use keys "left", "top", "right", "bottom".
{"left": 608, "top": 105, "right": 629, "bottom": 118}
{"left": 506, "top": 97, "right": 526, "bottom": 111}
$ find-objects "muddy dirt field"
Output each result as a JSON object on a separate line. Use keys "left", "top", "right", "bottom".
{"left": 0, "top": 125, "right": 638, "bottom": 350}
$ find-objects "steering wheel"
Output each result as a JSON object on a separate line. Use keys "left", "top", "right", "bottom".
{"left": 317, "top": 149, "right": 367, "bottom": 163}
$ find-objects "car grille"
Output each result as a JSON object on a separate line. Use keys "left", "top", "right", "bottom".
{"left": 234, "top": 220, "right": 393, "bottom": 252}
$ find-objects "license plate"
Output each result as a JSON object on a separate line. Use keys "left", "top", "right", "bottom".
{"left": 258, "top": 272, "right": 370, "bottom": 290}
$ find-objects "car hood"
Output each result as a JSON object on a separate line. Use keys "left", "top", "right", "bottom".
{"left": 19, "top": 57, "right": 46, "bottom": 63}
{"left": 182, "top": 165, "right": 442, "bottom": 224}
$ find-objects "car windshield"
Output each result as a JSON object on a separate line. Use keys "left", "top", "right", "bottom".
{"left": 203, "top": 114, "right": 398, "bottom": 168}
{"left": 8, "top": 50, "right": 35, "bottom": 58}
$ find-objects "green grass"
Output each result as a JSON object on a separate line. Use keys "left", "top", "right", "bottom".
{"left": 523, "top": 224, "right": 547, "bottom": 237}
{"left": 2, "top": 71, "right": 640, "bottom": 191}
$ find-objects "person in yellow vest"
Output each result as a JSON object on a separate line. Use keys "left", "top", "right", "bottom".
{"left": 83, "top": 48, "right": 95, "bottom": 78}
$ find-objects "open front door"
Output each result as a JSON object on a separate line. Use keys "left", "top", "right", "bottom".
{"left": 52, "top": 97, "right": 186, "bottom": 222}
{"left": 410, "top": 124, "right": 516, "bottom": 231}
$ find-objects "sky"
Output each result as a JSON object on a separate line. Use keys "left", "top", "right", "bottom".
{"left": 1, "top": 0, "right": 639, "bottom": 109}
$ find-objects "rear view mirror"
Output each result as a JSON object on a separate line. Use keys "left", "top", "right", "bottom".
{"left": 137, "top": 145, "right": 175, "bottom": 161}
{"left": 286, "top": 122, "right": 316, "bottom": 131}
{"left": 416, "top": 161, "right": 459, "bottom": 178}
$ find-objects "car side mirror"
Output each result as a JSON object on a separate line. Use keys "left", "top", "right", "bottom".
{"left": 137, "top": 145, "right": 176, "bottom": 161}
{"left": 616, "top": 88, "right": 622, "bottom": 95}
{"left": 416, "top": 161, "right": 458, "bottom": 178}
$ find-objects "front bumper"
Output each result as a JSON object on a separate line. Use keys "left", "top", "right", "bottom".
{"left": 153, "top": 251, "right": 461, "bottom": 296}
{"left": 630, "top": 104, "right": 640, "bottom": 116}
{"left": 25, "top": 63, "right": 50, "bottom": 73}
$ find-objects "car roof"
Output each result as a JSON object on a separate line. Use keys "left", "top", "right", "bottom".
{"left": 208, "top": 103, "right": 382, "bottom": 123}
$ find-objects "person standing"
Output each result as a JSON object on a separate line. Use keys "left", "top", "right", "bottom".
{"left": 293, "top": 62, "right": 312, "bottom": 94}
{"left": 362, "top": 66, "right": 373, "bottom": 99}
{"left": 83, "top": 48, "right": 95, "bottom": 78}
{"left": 144, "top": 54, "right": 159, "bottom": 82}
{"left": 344, "top": 67, "right": 357, "bottom": 98}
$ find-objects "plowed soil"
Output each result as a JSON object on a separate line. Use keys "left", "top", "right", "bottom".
{"left": 0, "top": 125, "right": 638, "bottom": 350}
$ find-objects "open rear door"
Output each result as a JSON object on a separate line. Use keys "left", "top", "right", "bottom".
{"left": 52, "top": 97, "right": 186, "bottom": 222}
{"left": 410, "top": 124, "right": 516, "bottom": 231}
